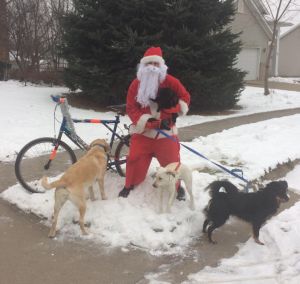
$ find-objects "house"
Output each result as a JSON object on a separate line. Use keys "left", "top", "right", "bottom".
{"left": 231, "top": 0, "right": 272, "bottom": 80}
{"left": 278, "top": 23, "right": 300, "bottom": 77}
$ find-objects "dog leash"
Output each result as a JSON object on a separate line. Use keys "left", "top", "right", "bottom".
{"left": 156, "top": 128, "right": 250, "bottom": 189}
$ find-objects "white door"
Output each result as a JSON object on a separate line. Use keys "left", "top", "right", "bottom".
{"left": 236, "top": 48, "right": 260, "bottom": 80}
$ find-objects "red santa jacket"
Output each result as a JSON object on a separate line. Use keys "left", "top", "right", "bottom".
{"left": 127, "top": 74, "right": 190, "bottom": 139}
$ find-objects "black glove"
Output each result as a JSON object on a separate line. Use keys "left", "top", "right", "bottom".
{"left": 160, "top": 119, "right": 171, "bottom": 130}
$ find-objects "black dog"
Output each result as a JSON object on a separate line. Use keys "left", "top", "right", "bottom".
{"left": 152, "top": 88, "right": 179, "bottom": 111}
{"left": 203, "top": 180, "right": 289, "bottom": 245}
{"left": 151, "top": 88, "right": 179, "bottom": 124}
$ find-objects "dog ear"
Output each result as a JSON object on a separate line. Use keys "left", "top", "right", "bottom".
{"left": 166, "top": 170, "right": 176, "bottom": 178}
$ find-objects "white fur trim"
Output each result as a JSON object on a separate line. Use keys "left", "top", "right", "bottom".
{"left": 140, "top": 55, "right": 165, "bottom": 66}
{"left": 179, "top": 99, "right": 189, "bottom": 116}
{"left": 131, "top": 114, "right": 152, "bottom": 134}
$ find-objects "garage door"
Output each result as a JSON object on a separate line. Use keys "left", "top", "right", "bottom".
{"left": 236, "top": 48, "right": 260, "bottom": 80}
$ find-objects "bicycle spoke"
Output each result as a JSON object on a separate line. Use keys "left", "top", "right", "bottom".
{"left": 114, "top": 135, "right": 130, "bottom": 177}
{"left": 15, "top": 138, "right": 77, "bottom": 193}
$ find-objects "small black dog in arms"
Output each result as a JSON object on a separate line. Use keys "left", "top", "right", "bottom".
{"left": 203, "top": 180, "right": 289, "bottom": 245}
{"left": 151, "top": 88, "right": 179, "bottom": 123}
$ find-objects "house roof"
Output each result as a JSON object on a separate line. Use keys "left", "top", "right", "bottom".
{"left": 252, "top": 0, "right": 269, "bottom": 15}
{"left": 280, "top": 21, "right": 300, "bottom": 38}
{"left": 244, "top": 0, "right": 272, "bottom": 39}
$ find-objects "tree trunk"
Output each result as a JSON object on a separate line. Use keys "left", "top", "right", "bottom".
{"left": 0, "top": 0, "right": 9, "bottom": 80}
{"left": 264, "top": 21, "right": 277, "bottom": 96}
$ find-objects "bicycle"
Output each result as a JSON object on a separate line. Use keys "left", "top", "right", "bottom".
{"left": 15, "top": 95, "right": 131, "bottom": 193}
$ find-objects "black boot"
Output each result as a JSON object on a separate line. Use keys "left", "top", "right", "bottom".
{"left": 176, "top": 186, "right": 186, "bottom": 201}
{"left": 118, "top": 186, "right": 134, "bottom": 198}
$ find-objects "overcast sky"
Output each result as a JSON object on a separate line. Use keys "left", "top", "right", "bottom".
{"left": 261, "top": 0, "right": 300, "bottom": 34}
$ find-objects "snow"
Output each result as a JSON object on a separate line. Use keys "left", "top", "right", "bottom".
{"left": 0, "top": 80, "right": 300, "bottom": 282}
{"left": 269, "top": 77, "right": 300, "bottom": 84}
{"left": 185, "top": 166, "right": 300, "bottom": 284}
{"left": 1, "top": 81, "right": 300, "bottom": 161}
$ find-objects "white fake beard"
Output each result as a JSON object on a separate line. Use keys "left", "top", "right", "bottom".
{"left": 136, "top": 63, "right": 168, "bottom": 108}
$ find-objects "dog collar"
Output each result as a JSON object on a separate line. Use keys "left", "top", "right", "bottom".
{"left": 92, "top": 143, "right": 107, "bottom": 152}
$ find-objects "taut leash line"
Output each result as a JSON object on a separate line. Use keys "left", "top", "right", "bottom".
{"left": 156, "top": 128, "right": 250, "bottom": 186}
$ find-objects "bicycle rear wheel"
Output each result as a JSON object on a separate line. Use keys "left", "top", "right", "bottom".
{"left": 15, "top": 137, "right": 77, "bottom": 193}
{"left": 114, "top": 135, "right": 130, "bottom": 177}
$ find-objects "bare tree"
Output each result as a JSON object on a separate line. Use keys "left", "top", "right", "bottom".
{"left": 46, "top": 0, "right": 72, "bottom": 71}
{"left": 8, "top": 0, "right": 49, "bottom": 79}
{"left": 7, "top": 0, "right": 72, "bottom": 82}
{"left": 262, "top": 0, "right": 298, "bottom": 95}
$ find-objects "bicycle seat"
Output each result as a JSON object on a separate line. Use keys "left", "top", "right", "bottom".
{"left": 107, "top": 104, "right": 127, "bottom": 116}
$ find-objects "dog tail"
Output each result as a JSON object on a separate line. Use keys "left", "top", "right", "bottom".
{"left": 41, "top": 176, "right": 65, "bottom": 190}
{"left": 208, "top": 180, "right": 239, "bottom": 197}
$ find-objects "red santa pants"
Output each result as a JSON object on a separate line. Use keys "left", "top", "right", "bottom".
{"left": 125, "top": 134, "right": 180, "bottom": 188}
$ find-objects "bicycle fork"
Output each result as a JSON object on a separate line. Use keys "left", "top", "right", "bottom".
{"left": 44, "top": 119, "right": 67, "bottom": 170}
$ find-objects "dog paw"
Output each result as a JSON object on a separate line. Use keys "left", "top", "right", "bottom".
{"left": 208, "top": 238, "right": 217, "bottom": 244}
{"left": 48, "top": 232, "right": 56, "bottom": 238}
{"left": 254, "top": 238, "right": 265, "bottom": 245}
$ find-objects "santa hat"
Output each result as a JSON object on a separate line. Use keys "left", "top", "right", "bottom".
{"left": 140, "top": 46, "right": 165, "bottom": 65}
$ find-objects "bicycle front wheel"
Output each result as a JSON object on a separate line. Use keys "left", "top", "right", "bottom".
{"left": 15, "top": 137, "right": 77, "bottom": 193}
{"left": 114, "top": 135, "right": 130, "bottom": 177}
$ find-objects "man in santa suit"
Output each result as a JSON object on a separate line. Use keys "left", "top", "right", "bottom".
{"left": 118, "top": 46, "right": 190, "bottom": 198}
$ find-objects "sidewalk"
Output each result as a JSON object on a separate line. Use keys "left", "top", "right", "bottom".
{"left": 179, "top": 107, "right": 300, "bottom": 141}
{"left": 246, "top": 80, "right": 300, "bottom": 92}
{"left": 1, "top": 107, "right": 300, "bottom": 284}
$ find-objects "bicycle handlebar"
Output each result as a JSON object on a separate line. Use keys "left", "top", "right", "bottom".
{"left": 51, "top": 95, "right": 126, "bottom": 118}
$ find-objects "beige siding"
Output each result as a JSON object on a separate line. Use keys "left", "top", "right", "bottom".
{"left": 231, "top": 1, "right": 269, "bottom": 79}
{"left": 279, "top": 27, "right": 300, "bottom": 77}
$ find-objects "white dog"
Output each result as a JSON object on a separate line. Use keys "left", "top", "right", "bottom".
{"left": 152, "top": 162, "right": 195, "bottom": 213}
